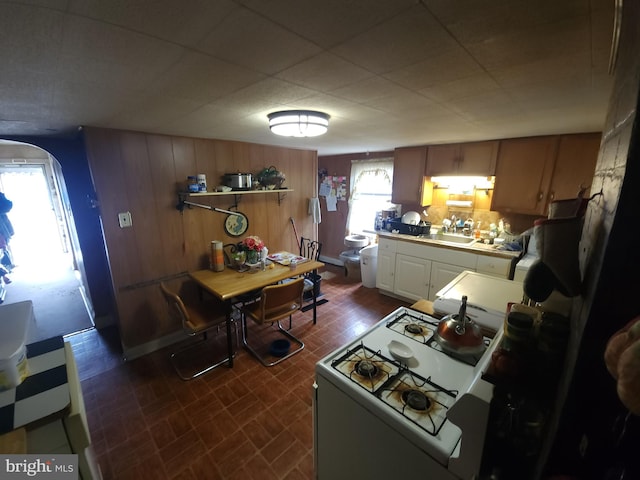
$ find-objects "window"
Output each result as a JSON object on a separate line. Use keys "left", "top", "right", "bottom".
{"left": 347, "top": 158, "right": 394, "bottom": 235}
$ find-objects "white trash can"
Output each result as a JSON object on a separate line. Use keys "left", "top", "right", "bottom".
{"left": 360, "top": 244, "right": 378, "bottom": 288}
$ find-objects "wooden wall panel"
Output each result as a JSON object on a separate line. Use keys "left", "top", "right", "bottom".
{"left": 84, "top": 127, "right": 317, "bottom": 352}
{"left": 147, "top": 135, "right": 185, "bottom": 276}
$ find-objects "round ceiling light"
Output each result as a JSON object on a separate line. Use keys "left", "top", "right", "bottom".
{"left": 268, "top": 110, "right": 330, "bottom": 137}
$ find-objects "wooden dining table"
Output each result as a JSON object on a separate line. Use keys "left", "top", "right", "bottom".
{"left": 189, "top": 259, "right": 324, "bottom": 367}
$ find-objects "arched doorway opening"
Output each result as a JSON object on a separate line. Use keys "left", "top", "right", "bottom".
{"left": 0, "top": 141, "right": 94, "bottom": 342}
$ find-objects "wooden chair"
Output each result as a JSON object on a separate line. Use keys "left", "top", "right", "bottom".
{"left": 241, "top": 277, "right": 305, "bottom": 367}
{"left": 160, "top": 282, "right": 233, "bottom": 380}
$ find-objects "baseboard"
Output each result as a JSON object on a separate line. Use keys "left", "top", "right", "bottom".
{"left": 318, "top": 255, "right": 343, "bottom": 267}
{"left": 93, "top": 314, "right": 115, "bottom": 329}
{"left": 122, "top": 331, "right": 186, "bottom": 361}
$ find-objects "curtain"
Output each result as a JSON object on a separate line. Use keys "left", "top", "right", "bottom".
{"left": 347, "top": 158, "right": 394, "bottom": 235}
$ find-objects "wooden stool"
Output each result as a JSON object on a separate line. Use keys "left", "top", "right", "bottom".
{"left": 410, "top": 299, "right": 436, "bottom": 316}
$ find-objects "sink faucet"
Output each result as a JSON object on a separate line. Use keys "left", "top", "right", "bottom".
{"left": 451, "top": 215, "right": 457, "bottom": 233}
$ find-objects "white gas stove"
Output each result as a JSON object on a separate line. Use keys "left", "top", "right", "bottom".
{"left": 314, "top": 306, "right": 502, "bottom": 480}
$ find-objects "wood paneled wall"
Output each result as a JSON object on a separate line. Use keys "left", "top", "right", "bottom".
{"left": 84, "top": 127, "right": 317, "bottom": 353}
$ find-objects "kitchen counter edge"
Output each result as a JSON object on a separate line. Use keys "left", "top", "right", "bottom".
{"left": 367, "top": 230, "right": 522, "bottom": 260}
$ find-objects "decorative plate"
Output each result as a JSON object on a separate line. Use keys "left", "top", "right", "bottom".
{"left": 224, "top": 212, "right": 249, "bottom": 237}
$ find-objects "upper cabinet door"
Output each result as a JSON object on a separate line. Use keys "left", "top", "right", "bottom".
{"left": 425, "top": 144, "right": 459, "bottom": 176}
{"left": 391, "top": 146, "right": 427, "bottom": 205}
{"left": 458, "top": 141, "right": 498, "bottom": 175}
{"left": 548, "top": 133, "right": 601, "bottom": 202}
{"left": 491, "top": 136, "right": 559, "bottom": 215}
{"left": 425, "top": 141, "right": 498, "bottom": 176}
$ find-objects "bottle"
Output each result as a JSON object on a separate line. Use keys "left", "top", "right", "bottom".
{"left": 187, "top": 176, "right": 199, "bottom": 193}
{"left": 197, "top": 174, "right": 207, "bottom": 192}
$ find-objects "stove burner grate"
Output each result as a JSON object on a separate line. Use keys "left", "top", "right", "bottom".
{"left": 386, "top": 311, "right": 438, "bottom": 345}
{"left": 331, "top": 343, "right": 401, "bottom": 393}
{"left": 377, "top": 368, "right": 458, "bottom": 436}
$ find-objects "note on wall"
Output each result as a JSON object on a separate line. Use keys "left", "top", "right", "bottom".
{"left": 320, "top": 176, "right": 347, "bottom": 200}
{"left": 325, "top": 195, "right": 338, "bottom": 212}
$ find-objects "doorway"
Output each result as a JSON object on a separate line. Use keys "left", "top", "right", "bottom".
{"left": 0, "top": 149, "right": 94, "bottom": 342}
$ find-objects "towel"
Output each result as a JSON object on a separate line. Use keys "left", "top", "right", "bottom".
{"left": 308, "top": 197, "right": 321, "bottom": 224}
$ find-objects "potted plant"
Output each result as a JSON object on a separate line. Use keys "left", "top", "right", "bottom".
{"left": 239, "top": 235, "right": 265, "bottom": 265}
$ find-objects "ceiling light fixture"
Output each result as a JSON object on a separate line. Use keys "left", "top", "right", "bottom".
{"left": 268, "top": 110, "right": 330, "bottom": 137}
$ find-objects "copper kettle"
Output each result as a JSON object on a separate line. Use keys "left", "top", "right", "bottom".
{"left": 435, "top": 295, "right": 486, "bottom": 355}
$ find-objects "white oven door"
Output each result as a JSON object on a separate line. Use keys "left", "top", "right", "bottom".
{"left": 314, "top": 374, "right": 459, "bottom": 480}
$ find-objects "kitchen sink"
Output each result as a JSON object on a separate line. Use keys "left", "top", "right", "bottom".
{"left": 420, "top": 232, "right": 478, "bottom": 245}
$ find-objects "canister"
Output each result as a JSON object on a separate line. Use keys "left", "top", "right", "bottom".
{"left": 210, "top": 241, "right": 225, "bottom": 272}
{"left": 197, "top": 174, "right": 207, "bottom": 192}
{"left": 187, "top": 176, "right": 199, "bottom": 193}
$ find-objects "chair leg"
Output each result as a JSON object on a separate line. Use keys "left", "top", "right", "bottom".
{"left": 170, "top": 322, "right": 236, "bottom": 381}
{"left": 241, "top": 315, "right": 304, "bottom": 367}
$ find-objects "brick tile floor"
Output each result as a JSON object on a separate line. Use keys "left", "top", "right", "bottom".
{"left": 66, "top": 265, "right": 408, "bottom": 479}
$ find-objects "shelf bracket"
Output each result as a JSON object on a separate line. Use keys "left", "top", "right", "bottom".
{"left": 277, "top": 191, "right": 287, "bottom": 205}
{"left": 176, "top": 195, "right": 243, "bottom": 217}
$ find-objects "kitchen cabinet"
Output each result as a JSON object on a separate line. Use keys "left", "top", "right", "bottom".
{"left": 377, "top": 238, "right": 482, "bottom": 302}
{"left": 476, "top": 255, "right": 513, "bottom": 278}
{"left": 426, "top": 141, "right": 499, "bottom": 176}
{"left": 548, "top": 133, "right": 600, "bottom": 202}
{"left": 375, "top": 238, "right": 397, "bottom": 292}
{"left": 491, "top": 136, "right": 559, "bottom": 215}
{"left": 391, "top": 146, "right": 431, "bottom": 206}
{"left": 394, "top": 254, "right": 432, "bottom": 299}
{"left": 429, "top": 261, "right": 469, "bottom": 300}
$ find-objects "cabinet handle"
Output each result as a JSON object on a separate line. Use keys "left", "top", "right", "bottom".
{"left": 538, "top": 191, "right": 544, "bottom": 202}
{"left": 549, "top": 191, "right": 555, "bottom": 201}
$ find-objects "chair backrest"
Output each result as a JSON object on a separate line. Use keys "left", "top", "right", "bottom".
{"left": 223, "top": 243, "right": 239, "bottom": 266}
{"left": 160, "top": 282, "right": 190, "bottom": 327}
{"left": 300, "top": 236, "right": 322, "bottom": 261}
{"left": 259, "top": 277, "right": 305, "bottom": 323}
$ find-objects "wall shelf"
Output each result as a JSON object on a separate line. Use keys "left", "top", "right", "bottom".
{"left": 177, "top": 188, "right": 293, "bottom": 212}
{"left": 183, "top": 188, "right": 293, "bottom": 198}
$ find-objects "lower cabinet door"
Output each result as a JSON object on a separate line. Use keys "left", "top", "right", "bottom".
{"left": 376, "top": 251, "right": 396, "bottom": 291}
{"left": 429, "top": 262, "right": 468, "bottom": 301}
{"left": 394, "top": 254, "right": 431, "bottom": 301}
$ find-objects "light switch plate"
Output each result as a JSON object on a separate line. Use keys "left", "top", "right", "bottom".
{"left": 118, "top": 211, "right": 132, "bottom": 228}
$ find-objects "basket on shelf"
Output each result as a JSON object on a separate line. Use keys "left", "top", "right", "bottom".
{"left": 257, "top": 166, "right": 286, "bottom": 189}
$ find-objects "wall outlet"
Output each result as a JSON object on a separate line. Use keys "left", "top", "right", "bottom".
{"left": 118, "top": 211, "right": 132, "bottom": 228}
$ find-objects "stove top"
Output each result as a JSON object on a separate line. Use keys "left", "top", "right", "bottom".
{"left": 315, "top": 306, "right": 502, "bottom": 475}
{"left": 386, "top": 308, "right": 490, "bottom": 366}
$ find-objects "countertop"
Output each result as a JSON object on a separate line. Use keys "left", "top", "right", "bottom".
{"left": 368, "top": 229, "right": 522, "bottom": 260}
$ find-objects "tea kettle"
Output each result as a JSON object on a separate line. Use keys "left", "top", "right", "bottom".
{"left": 435, "top": 295, "right": 486, "bottom": 355}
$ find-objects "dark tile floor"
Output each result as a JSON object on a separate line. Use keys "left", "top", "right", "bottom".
{"left": 66, "top": 265, "right": 409, "bottom": 479}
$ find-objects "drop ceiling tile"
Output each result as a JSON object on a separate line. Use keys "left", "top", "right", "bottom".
{"left": 383, "top": 47, "right": 483, "bottom": 91}
{"left": 197, "top": 8, "right": 321, "bottom": 75}
{"left": 236, "top": 0, "right": 416, "bottom": 48}
{"left": 331, "top": 5, "right": 457, "bottom": 74}
{"left": 143, "top": 52, "right": 265, "bottom": 104}
{"left": 0, "top": 3, "right": 65, "bottom": 72}
{"left": 276, "top": 52, "right": 374, "bottom": 93}
{"left": 55, "top": 15, "right": 185, "bottom": 90}
{"left": 490, "top": 52, "right": 591, "bottom": 89}
{"left": 418, "top": 73, "right": 502, "bottom": 103}
{"left": 424, "top": 0, "right": 591, "bottom": 45}
{"left": 211, "top": 78, "right": 317, "bottom": 115}
{"left": 362, "top": 89, "right": 435, "bottom": 116}
{"left": 68, "top": 0, "right": 238, "bottom": 47}
{"left": 464, "top": 16, "right": 592, "bottom": 70}
{"left": 330, "top": 76, "right": 399, "bottom": 104}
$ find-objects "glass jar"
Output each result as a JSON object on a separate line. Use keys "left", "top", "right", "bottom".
{"left": 187, "top": 176, "right": 199, "bottom": 193}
